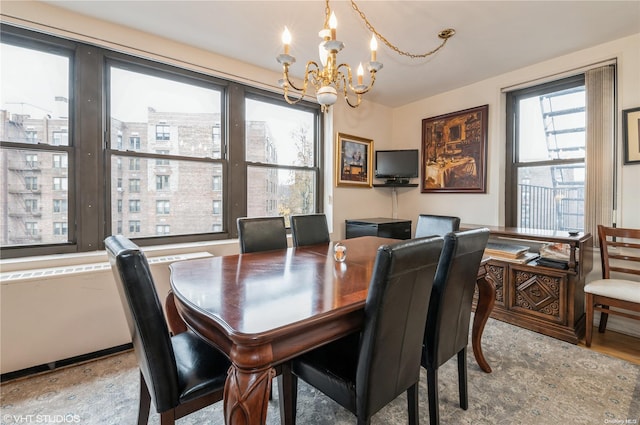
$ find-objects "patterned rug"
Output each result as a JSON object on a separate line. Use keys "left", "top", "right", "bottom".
{"left": 2, "top": 318, "right": 639, "bottom": 425}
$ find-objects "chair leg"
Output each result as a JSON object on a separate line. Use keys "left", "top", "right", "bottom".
{"left": 356, "top": 418, "right": 371, "bottom": 425}
{"left": 427, "top": 367, "right": 439, "bottom": 425}
{"left": 138, "top": 371, "right": 152, "bottom": 425}
{"left": 278, "top": 363, "right": 298, "bottom": 425}
{"left": 407, "top": 383, "right": 419, "bottom": 425}
{"left": 585, "top": 293, "right": 594, "bottom": 347}
{"left": 159, "top": 411, "right": 176, "bottom": 425}
{"left": 598, "top": 305, "right": 609, "bottom": 333}
{"left": 457, "top": 347, "right": 468, "bottom": 410}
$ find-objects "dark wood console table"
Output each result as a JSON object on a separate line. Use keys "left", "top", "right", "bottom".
{"left": 465, "top": 224, "right": 593, "bottom": 344}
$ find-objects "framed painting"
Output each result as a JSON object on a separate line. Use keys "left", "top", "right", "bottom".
{"left": 421, "top": 105, "right": 488, "bottom": 193}
{"left": 335, "top": 133, "right": 373, "bottom": 187}
{"left": 623, "top": 106, "right": 640, "bottom": 164}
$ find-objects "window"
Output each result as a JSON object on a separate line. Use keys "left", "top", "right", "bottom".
{"left": 25, "top": 199, "right": 38, "bottom": 213}
{"left": 0, "top": 32, "right": 72, "bottom": 252}
{"left": 53, "top": 177, "right": 68, "bottom": 191}
{"left": 212, "top": 175, "right": 222, "bottom": 191}
{"left": 155, "top": 175, "right": 170, "bottom": 190}
{"left": 129, "top": 179, "right": 141, "bottom": 193}
{"left": 52, "top": 130, "right": 68, "bottom": 146}
{"left": 53, "top": 222, "right": 68, "bottom": 235}
{"left": 1, "top": 24, "right": 321, "bottom": 258}
{"left": 53, "top": 199, "right": 68, "bottom": 213}
{"left": 156, "top": 200, "right": 170, "bottom": 214}
{"left": 506, "top": 75, "right": 585, "bottom": 231}
{"left": 156, "top": 124, "right": 170, "bottom": 141}
{"left": 129, "top": 220, "right": 141, "bottom": 233}
{"left": 129, "top": 158, "right": 140, "bottom": 170}
{"left": 25, "top": 176, "right": 38, "bottom": 191}
{"left": 25, "top": 154, "right": 38, "bottom": 167}
{"left": 52, "top": 154, "right": 68, "bottom": 168}
{"left": 25, "top": 222, "right": 38, "bottom": 236}
{"left": 129, "top": 199, "right": 141, "bottom": 213}
{"left": 156, "top": 224, "right": 170, "bottom": 235}
{"left": 129, "top": 136, "right": 141, "bottom": 150}
{"left": 245, "top": 97, "right": 318, "bottom": 222}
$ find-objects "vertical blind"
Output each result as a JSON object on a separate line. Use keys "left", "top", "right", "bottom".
{"left": 584, "top": 64, "right": 616, "bottom": 244}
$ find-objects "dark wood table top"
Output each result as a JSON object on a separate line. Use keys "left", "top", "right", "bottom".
{"left": 170, "top": 236, "right": 396, "bottom": 346}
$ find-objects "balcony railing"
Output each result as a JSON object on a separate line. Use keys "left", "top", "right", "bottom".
{"left": 519, "top": 184, "right": 584, "bottom": 232}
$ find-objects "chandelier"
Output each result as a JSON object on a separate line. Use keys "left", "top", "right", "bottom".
{"left": 276, "top": 0, "right": 455, "bottom": 111}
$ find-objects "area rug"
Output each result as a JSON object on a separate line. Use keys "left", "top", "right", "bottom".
{"left": 1, "top": 318, "right": 638, "bottom": 425}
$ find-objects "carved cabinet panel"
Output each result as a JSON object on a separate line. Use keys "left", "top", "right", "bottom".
{"left": 467, "top": 224, "right": 593, "bottom": 344}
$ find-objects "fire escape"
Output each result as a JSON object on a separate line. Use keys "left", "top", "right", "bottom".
{"left": 538, "top": 86, "right": 586, "bottom": 231}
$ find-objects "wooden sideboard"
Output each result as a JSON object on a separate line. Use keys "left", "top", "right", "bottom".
{"left": 465, "top": 225, "right": 593, "bottom": 344}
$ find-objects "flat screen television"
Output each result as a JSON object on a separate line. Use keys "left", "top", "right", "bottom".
{"left": 375, "top": 149, "right": 419, "bottom": 184}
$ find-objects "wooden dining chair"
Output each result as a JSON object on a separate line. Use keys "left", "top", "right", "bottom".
{"left": 237, "top": 216, "right": 288, "bottom": 253}
{"left": 279, "top": 235, "right": 446, "bottom": 425}
{"left": 421, "top": 228, "right": 490, "bottom": 425}
{"left": 414, "top": 214, "right": 461, "bottom": 238}
{"left": 584, "top": 225, "right": 640, "bottom": 347}
{"left": 105, "top": 235, "right": 230, "bottom": 425}
{"left": 290, "top": 213, "right": 330, "bottom": 247}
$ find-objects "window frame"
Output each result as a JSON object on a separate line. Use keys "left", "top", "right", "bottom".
{"left": 505, "top": 74, "right": 586, "bottom": 228}
{"left": 1, "top": 24, "right": 322, "bottom": 259}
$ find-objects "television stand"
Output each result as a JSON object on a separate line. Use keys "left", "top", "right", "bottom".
{"left": 385, "top": 178, "right": 409, "bottom": 185}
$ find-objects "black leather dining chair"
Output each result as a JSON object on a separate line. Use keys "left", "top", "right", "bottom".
{"left": 414, "top": 214, "right": 461, "bottom": 238}
{"left": 279, "top": 235, "right": 446, "bottom": 425}
{"left": 105, "top": 235, "right": 230, "bottom": 425}
{"left": 421, "top": 228, "right": 489, "bottom": 425}
{"left": 237, "top": 216, "right": 288, "bottom": 253}
{"left": 290, "top": 213, "right": 330, "bottom": 247}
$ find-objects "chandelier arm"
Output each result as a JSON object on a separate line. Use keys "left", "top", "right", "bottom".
{"left": 336, "top": 71, "right": 362, "bottom": 108}
{"left": 335, "top": 63, "right": 377, "bottom": 95}
{"left": 283, "top": 62, "right": 321, "bottom": 93}
{"left": 350, "top": 0, "right": 454, "bottom": 59}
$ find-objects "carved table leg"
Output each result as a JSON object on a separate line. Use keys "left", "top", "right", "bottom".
{"left": 224, "top": 365, "right": 276, "bottom": 425}
{"left": 472, "top": 267, "right": 496, "bottom": 373}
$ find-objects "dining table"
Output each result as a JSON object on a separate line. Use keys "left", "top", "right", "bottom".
{"left": 169, "top": 236, "right": 495, "bottom": 425}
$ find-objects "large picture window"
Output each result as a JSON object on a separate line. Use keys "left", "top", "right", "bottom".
{"left": 0, "top": 25, "right": 322, "bottom": 258}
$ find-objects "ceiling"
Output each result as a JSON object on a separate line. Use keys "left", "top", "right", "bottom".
{"left": 42, "top": 1, "right": 640, "bottom": 108}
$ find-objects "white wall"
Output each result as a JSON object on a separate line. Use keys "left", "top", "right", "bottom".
{"left": 391, "top": 34, "right": 640, "bottom": 230}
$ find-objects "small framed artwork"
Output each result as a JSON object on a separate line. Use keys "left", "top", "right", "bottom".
{"left": 421, "top": 105, "right": 488, "bottom": 193}
{"left": 623, "top": 107, "right": 640, "bottom": 164}
{"left": 335, "top": 133, "right": 373, "bottom": 188}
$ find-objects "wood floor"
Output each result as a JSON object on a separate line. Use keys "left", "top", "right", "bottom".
{"left": 580, "top": 326, "right": 640, "bottom": 365}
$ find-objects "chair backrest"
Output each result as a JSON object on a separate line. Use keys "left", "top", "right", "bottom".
{"left": 423, "top": 228, "right": 490, "bottom": 369}
{"left": 290, "top": 213, "right": 330, "bottom": 247}
{"left": 356, "top": 235, "right": 444, "bottom": 419}
{"left": 415, "top": 214, "right": 461, "bottom": 238}
{"left": 598, "top": 225, "right": 640, "bottom": 280}
{"left": 237, "top": 216, "right": 288, "bottom": 253}
{"left": 105, "top": 235, "right": 180, "bottom": 412}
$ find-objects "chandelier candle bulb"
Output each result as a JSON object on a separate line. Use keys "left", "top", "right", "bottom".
{"left": 329, "top": 12, "right": 337, "bottom": 40}
{"left": 357, "top": 63, "right": 364, "bottom": 85}
{"left": 370, "top": 35, "right": 377, "bottom": 62}
{"left": 282, "top": 27, "right": 291, "bottom": 55}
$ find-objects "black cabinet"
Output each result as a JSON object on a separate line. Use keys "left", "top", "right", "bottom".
{"left": 345, "top": 218, "right": 412, "bottom": 240}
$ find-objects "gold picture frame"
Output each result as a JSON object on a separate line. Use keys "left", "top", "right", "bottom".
{"left": 623, "top": 107, "right": 640, "bottom": 164}
{"left": 421, "top": 105, "right": 488, "bottom": 193}
{"left": 335, "top": 133, "right": 373, "bottom": 188}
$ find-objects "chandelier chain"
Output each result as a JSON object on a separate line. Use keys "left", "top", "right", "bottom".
{"left": 349, "top": 0, "right": 451, "bottom": 59}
